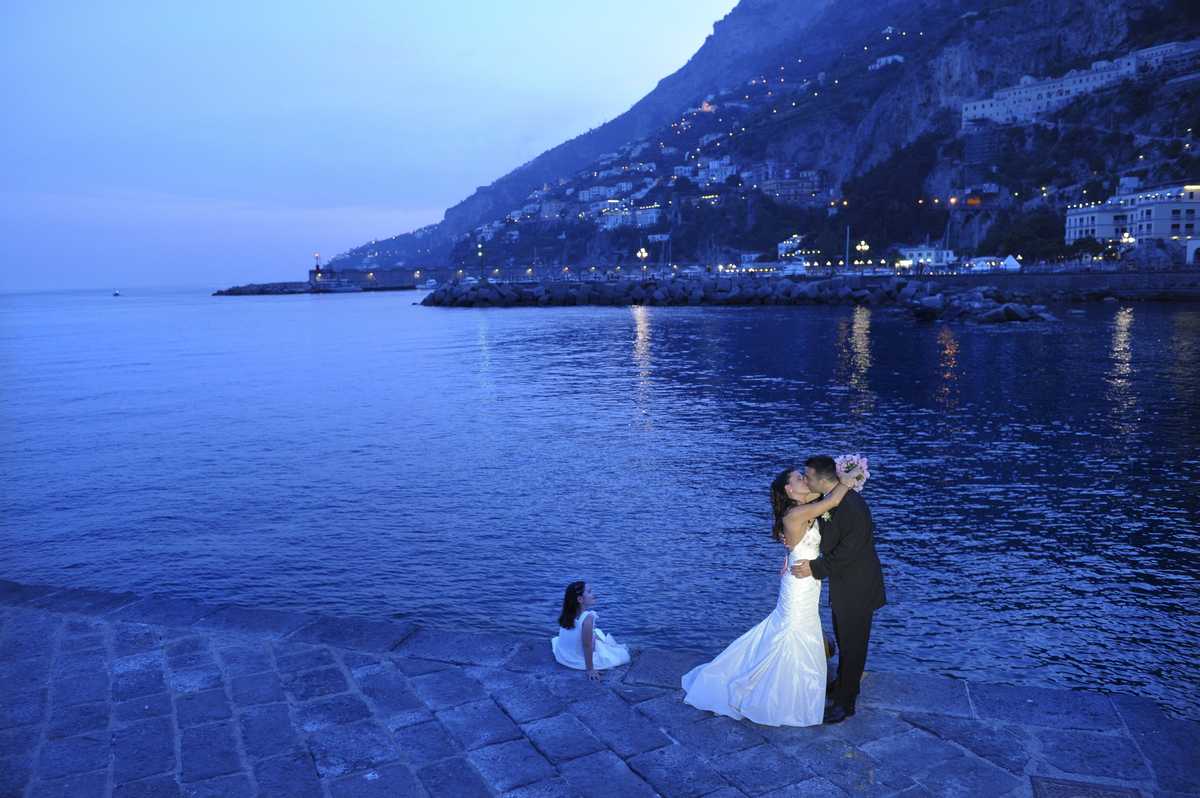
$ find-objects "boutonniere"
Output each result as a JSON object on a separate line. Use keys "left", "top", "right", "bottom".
{"left": 820, "top": 512, "right": 832, "bottom": 522}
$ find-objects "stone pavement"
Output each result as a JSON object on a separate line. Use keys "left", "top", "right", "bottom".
{"left": 1, "top": 580, "right": 1195, "bottom": 798}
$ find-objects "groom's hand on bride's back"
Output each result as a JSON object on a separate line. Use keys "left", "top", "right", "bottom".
{"left": 791, "top": 560, "right": 813, "bottom": 579}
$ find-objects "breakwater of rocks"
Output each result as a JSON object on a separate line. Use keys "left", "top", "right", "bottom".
{"left": 421, "top": 273, "right": 1199, "bottom": 323}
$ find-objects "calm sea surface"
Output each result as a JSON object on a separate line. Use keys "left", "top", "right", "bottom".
{"left": 1, "top": 289, "right": 1197, "bottom": 718}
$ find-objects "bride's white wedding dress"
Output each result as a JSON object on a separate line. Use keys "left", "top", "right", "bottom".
{"left": 681, "top": 522, "right": 827, "bottom": 726}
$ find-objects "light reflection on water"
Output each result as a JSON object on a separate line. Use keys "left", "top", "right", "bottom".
{"left": 1, "top": 291, "right": 1197, "bottom": 719}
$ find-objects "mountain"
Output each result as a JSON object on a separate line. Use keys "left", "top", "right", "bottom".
{"left": 330, "top": 0, "right": 1199, "bottom": 270}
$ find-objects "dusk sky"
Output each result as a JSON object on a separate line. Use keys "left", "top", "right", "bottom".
{"left": 0, "top": 0, "right": 738, "bottom": 291}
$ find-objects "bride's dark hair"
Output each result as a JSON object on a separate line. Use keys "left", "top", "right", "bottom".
{"left": 557, "top": 581, "right": 587, "bottom": 629}
{"left": 770, "top": 468, "right": 798, "bottom": 543}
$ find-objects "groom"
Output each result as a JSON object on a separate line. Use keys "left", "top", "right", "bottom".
{"left": 792, "top": 455, "right": 887, "bottom": 724}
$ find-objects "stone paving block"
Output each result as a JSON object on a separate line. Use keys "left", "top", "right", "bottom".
{"left": 113, "top": 716, "right": 176, "bottom": 785}
{"left": 0, "top": 724, "right": 39, "bottom": 759}
{"left": 113, "top": 624, "right": 165, "bottom": 657}
{"left": 36, "top": 732, "right": 109, "bottom": 779}
{"left": 0, "top": 688, "right": 45, "bottom": 728}
{"left": 59, "top": 633, "right": 105, "bottom": 653}
{"left": 569, "top": 693, "right": 671, "bottom": 758}
{"left": 179, "top": 721, "right": 242, "bottom": 782}
{"left": 395, "top": 628, "right": 520, "bottom": 667}
{"left": 238, "top": 703, "right": 300, "bottom": 760}
{"left": 970, "top": 682, "right": 1121, "bottom": 731}
{"left": 902, "top": 712, "right": 1033, "bottom": 774}
{"left": 63, "top": 618, "right": 102, "bottom": 635}
{"left": 339, "top": 651, "right": 383, "bottom": 674}
{"left": 701, "top": 789, "right": 750, "bottom": 798}
{"left": 167, "top": 652, "right": 221, "bottom": 674}
{"left": 464, "top": 666, "right": 534, "bottom": 691}
{"left": 114, "top": 692, "right": 173, "bottom": 724}
{"left": 55, "top": 649, "right": 108, "bottom": 680}
{"left": 52, "top": 669, "right": 109, "bottom": 706}
{"left": 504, "top": 638, "right": 562, "bottom": 673}
{"left": 166, "top": 666, "right": 223, "bottom": 694}
{"left": 230, "top": 670, "right": 285, "bottom": 706}
{"left": 176, "top": 688, "right": 232, "bottom": 728}
{"left": 759, "top": 777, "right": 849, "bottom": 797}
{"left": 165, "top": 636, "right": 210, "bottom": 660}
{"left": 610, "top": 682, "right": 666, "bottom": 704}
{"left": 1, "top": 655, "right": 52, "bottom": 694}
{"left": 493, "top": 680, "right": 565, "bottom": 723}
{"left": 354, "top": 667, "right": 425, "bottom": 718}
{"left": 859, "top": 728, "right": 965, "bottom": 769}
{"left": 391, "top": 656, "right": 451, "bottom": 677}
{"left": 47, "top": 700, "right": 108, "bottom": 738}
{"left": 538, "top": 671, "right": 610, "bottom": 703}
{"left": 112, "top": 773, "right": 181, "bottom": 798}
{"left": 916, "top": 751, "right": 1023, "bottom": 796}
{"left": 281, "top": 666, "right": 348, "bottom": 701}
{"left": 826, "top": 710, "right": 914, "bottom": 746}
{"left": 668, "top": 715, "right": 768, "bottom": 758}
{"left": 180, "top": 773, "right": 253, "bottom": 798}
{"left": 1034, "top": 727, "right": 1152, "bottom": 781}
{"left": 329, "top": 762, "right": 426, "bottom": 798}
{"left": 28, "top": 587, "right": 137, "bottom": 615}
{"left": 196, "top": 605, "right": 314, "bottom": 637}
{"left": 382, "top": 707, "right": 436, "bottom": 732}
{"left": 296, "top": 694, "right": 373, "bottom": 731}
{"left": 30, "top": 770, "right": 108, "bottom": 798}
{"left": 635, "top": 692, "right": 710, "bottom": 731}
{"left": 522, "top": 712, "right": 606, "bottom": 763}
{"left": 559, "top": 750, "right": 657, "bottom": 798}
{"left": 288, "top": 616, "right": 415, "bottom": 652}
{"left": 1109, "top": 693, "right": 1200, "bottom": 793}
{"left": 254, "top": 751, "right": 324, "bottom": 798}
{"left": 854, "top": 671, "right": 973, "bottom": 718}
{"left": 216, "top": 644, "right": 274, "bottom": 677}
{"left": 274, "top": 644, "right": 337, "bottom": 673}
{"left": 306, "top": 719, "right": 399, "bottom": 778}
{"left": 502, "top": 777, "right": 584, "bottom": 798}
{"left": 416, "top": 756, "right": 492, "bottom": 798}
{"left": 712, "top": 744, "right": 811, "bottom": 797}
{"left": 112, "top": 664, "right": 166, "bottom": 701}
{"left": 438, "top": 698, "right": 524, "bottom": 750}
{"left": 392, "top": 719, "right": 461, "bottom": 766}
{"left": 1028, "top": 776, "right": 1142, "bottom": 797}
{"left": 628, "top": 742, "right": 729, "bottom": 798}
{"left": 111, "top": 597, "right": 217, "bottom": 627}
{"left": 409, "top": 668, "right": 487, "bottom": 710}
{"left": 0, "top": 754, "right": 32, "bottom": 797}
{"left": 469, "top": 739, "right": 556, "bottom": 792}
{"left": 625, "top": 649, "right": 709, "bottom": 688}
{"left": 789, "top": 738, "right": 913, "bottom": 798}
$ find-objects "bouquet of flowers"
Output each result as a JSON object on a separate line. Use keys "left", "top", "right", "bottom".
{"left": 835, "top": 453, "right": 870, "bottom": 493}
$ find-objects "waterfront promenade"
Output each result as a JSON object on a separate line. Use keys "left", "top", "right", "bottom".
{"left": 1, "top": 581, "right": 1194, "bottom": 798}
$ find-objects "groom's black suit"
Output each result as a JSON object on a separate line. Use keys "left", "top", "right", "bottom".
{"left": 809, "top": 489, "right": 886, "bottom": 708}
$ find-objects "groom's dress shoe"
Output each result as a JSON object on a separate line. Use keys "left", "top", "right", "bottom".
{"left": 823, "top": 703, "right": 855, "bottom": 725}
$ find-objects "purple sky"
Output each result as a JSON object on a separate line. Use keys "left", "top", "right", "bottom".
{"left": 0, "top": 0, "right": 738, "bottom": 291}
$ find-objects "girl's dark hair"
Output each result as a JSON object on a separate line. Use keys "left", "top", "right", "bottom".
{"left": 771, "top": 468, "right": 798, "bottom": 543}
{"left": 558, "top": 581, "right": 586, "bottom": 629}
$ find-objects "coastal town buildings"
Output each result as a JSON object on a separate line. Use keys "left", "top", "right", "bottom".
{"left": 1065, "top": 183, "right": 1200, "bottom": 244}
{"left": 898, "top": 245, "right": 956, "bottom": 268}
{"left": 960, "top": 39, "right": 1200, "bottom": 129}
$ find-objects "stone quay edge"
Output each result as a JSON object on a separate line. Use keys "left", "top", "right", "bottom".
{"left": 1, "top": 578, "right": 1196, "bottom": 798}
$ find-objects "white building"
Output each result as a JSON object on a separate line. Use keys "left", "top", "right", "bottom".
{"left": 898, "top": 245, "right": 956, "bottom": 268}
{"left": 1065, "top": 183, "right": 1200, "bottom": 244}
{"left": 600, "top": 208, "right": 632, "bottom": 229}
{"left": 673, "top": 165, "right": 696, "bottom": 178}
{"left": 869, "top": 55, "right": 905, "bottom": 71}
{"left": 777, "top": 234, "right": 807, "bottom": 260}
{"left": 634, "top": 205, "right": 663, "bottom": 227}
{"left": 961, "top": 40, "right": 1199, "bottom": 129}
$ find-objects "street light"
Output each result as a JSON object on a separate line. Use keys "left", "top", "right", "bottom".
{"left": 855, "top": 240, "right": 869, "bottom": 274}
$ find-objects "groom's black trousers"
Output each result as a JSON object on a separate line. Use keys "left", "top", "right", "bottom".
{"left": 831, "top": 606, "right": 874, "bottom": 705}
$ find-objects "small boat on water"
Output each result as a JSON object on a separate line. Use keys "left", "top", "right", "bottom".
{"left": 420, "top": 278, "right": 438, "bottom": 290}
{"left": 112, "top": 289, "right": 120, "bottom": 297}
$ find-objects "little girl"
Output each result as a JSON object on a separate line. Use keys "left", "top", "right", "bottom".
{"left": 551, "top": 581, "right": 630, "bottom": 680}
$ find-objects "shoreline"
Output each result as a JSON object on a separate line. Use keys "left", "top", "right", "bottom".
{"left": 2, "top": 578, "right": 1195, "bottom": 797}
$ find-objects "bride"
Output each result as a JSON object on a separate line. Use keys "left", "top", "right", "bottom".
{"left": 681, "top": 468, "right": 851, "bottom": 727}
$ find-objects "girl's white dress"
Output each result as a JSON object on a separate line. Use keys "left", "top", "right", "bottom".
{"left": 681, "top": 523, "right": 827, "bottom": 726}
{"left": 551, "top": 610, "right": 631, "bottom": 670}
